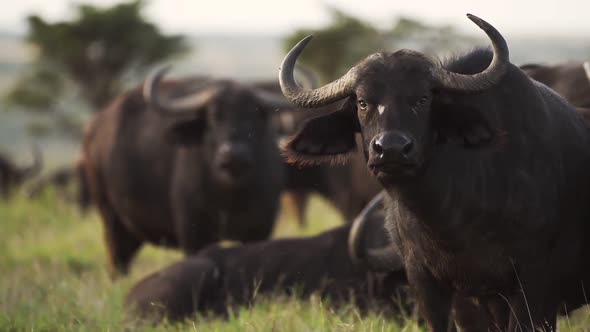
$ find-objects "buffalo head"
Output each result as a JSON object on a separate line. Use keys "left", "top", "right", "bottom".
{"left": 144, "top": 68, "right": 291, "bottom": 188}
{"left": 279, "top": 14, "right": 508, "bottom": 184}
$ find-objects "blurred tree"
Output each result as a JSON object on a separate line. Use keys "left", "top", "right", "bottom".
{"left": 386, "top": 17, "right": 477, "bottom": 55}
{"left": 26, "top": 120, "right": 52, "bottom": 138}
{"left": 389, "top": 17, "right": 432, "bottom": 39}
{"left": 7, "top": 64, "right": 64, "bottom": 110}
{"left": 6, "top": 0, "right": 188, "bottom": 111}
{"left": 283, "top": 7, "right": 385, "bottom": 83}
{"left": 283, "top": 10, "right": 478, "bottom": 83}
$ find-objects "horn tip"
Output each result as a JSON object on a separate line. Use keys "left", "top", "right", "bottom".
{"left": 583, "top": 62, "right": 590, "bottom": 80}
{"left": 296, "top": 35, "right": 314, "bottom": 49}
{"left": 151, "top": 65, "right": 172, "bottom": 78}
{"left": 466, "top": 13, "right": 488, "bottom": 31}
{"left": 143, "top": 65, "right": 172, "bottom": 100}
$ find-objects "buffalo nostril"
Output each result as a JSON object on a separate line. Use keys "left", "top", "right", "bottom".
{"left": 372, "top": 139, "right": 384, "bottom": 157}
{"left": 401, "top": 140, "right": 414, "bottom": 156}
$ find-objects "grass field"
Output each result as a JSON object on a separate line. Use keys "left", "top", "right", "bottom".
{"left": 1, "top": 190, "right": 589, "bottom": 331}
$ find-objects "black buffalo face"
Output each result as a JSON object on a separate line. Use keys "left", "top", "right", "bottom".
{"left": 144, "top": 71, "right": 287, "bottom": 189}
{"left": 190, "top": 84, "right": 272, "bottom": 187}
{"left": 278, "top": 14, "right": 508, "bottom": 186}
{"left": 353, "top": 52, "right": 436, "bottom": 181}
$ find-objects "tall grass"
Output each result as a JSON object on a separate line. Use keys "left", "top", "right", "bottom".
{"left": 0, "top": 190, "right": 588, "bottom": 331}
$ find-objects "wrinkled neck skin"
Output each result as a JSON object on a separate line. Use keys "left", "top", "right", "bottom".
{"left": 381, "top": 66, "right": 590, "bottom": 253}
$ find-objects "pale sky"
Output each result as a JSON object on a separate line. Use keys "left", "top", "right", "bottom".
{"left": 1, "top": 0, "right": 589, "bottom": 38}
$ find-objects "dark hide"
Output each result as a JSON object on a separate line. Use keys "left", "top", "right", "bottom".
{"left": 0, "top": 155, "right": 24, "bottom": 198}
{"left": 521, "top": 62, "right": 590, "bottom": 108}
{"left": 125, "top": 200, "right": 410, "bottom": 322}
{"left": 283, "top": 48, "right": 590, "bottom": 331}
{"left": 83, "top": 79, "right": 284, "bottom": 276}
{"left": 0, "top": 148, "right": 42, "bottom": 199}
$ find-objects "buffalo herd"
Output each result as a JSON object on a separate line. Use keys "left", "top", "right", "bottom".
{"left": 11, "top": 12, "right": 590, "bottom": 331}
{"left": 125, "top": 191, "right": 410, "bottom": 321}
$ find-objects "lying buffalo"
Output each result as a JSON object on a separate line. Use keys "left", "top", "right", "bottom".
{"left": 125, "top": 192, "right": 410, "bottom": 322}
{"left": 521, "top": 61, "right": 590, "bottom": 108}
{"left": 82, "top": 69, "right": 289, "bottom": 276}
{"left": 0, "top": 145, "right": 43, "bottom": 199}
{"left": 279, "top": 14, "right": 590, "bottom": 331}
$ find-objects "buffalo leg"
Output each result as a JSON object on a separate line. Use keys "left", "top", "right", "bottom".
{"left": 97, "top": 194, "right": 142, "bottom": 278}
{"left": 87, "top": 164, "right": 142, "bottom": 277}
{"left": 291, "top": 191, "right": 309, "bottom": 227}
{"left": 406, "top": 263, "right": 453, "bottom": 332}
{"left": 482, "top": 295, "right": 510, "bottom": 331}
{"left": 240, "top": 211, "right": 276, "bottom": 244}
{"left": 240, "top": 222, "right": 275, "bottom": 243}
{"left": 452, "top": 295, "right": 494, "bottom": 332}
{"left": 507, "top": 297, "right": 558, "bottom": 332}
{"left": 173, "top": 208, "right": 218, "bottom": 255}
{"left": 506, "top": 280, "right": 559, "bottom": 332}
{"left": 97, "top": 203, "right": 142, "bottom": 277}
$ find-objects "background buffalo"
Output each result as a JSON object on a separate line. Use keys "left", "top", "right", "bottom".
{"left": 521, "top": 61, "right": 590, "bottom": 109}
{"left": 0, "top": 145, "right": 42, "bottom": 199}
{"left": 83, "top": 70, "right": 288, "bottom": 276}
{"left": 125, "top": 192, "right": 410, "bottom": 322}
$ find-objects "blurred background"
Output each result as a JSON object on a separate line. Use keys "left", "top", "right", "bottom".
{"left": 1, "top": 2, "right": 589, "bottom": 329}
{"left": 0, "top": 0, "right": 589, "bottom": 170}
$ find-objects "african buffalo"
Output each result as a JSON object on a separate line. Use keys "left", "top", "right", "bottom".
{"left": 521, "top": 61, "right": 590, "bottom": 108}
{"left": 82, "top": 69, "right": 289, "bottom": 276}
{"left": 125, "top": 192, "right": 410, "bottom": 322}
{"left": 278, "top": 14, "right": 590, "bottom": 331}
{"left": 0, "top": 145, "right": 42, "bottom": 199}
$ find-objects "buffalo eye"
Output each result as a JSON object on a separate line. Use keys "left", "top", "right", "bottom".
{"left": 358, "top": 99, "right": 368, "bottom": 110}
{"left": 416, "top": 95, "right": 429, "bottom": 106}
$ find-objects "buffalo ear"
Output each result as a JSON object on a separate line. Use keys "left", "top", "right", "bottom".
{"left": 281, "top": 102, "right": 359, "bottom": 166}
{"left": 165, "top": 117, "right": 207, "bottom": 145}
{"left": 434, "top": 102, "right": 496, "bottom": 148}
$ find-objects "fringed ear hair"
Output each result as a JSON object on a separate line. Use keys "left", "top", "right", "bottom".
{"left": 279, "top": 109, "right": 359, "bottom": 166}
{"left": 280, "top": 137, "right": 357, "bottom": 166}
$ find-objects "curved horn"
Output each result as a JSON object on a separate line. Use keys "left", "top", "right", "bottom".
{"left": 348, "top": 191, "right": 404, "bottom": 272}
{"left": 279, "top": 35, "right": 358, "bottom": 108}
{"left": 583, "top": 62, "right": 590, "bottom": 82}
{"left": 431, "top": 14, "right": 510, "bottom": 92}
{"left": 20, "top": 144, "right": 43, "bottom": 179}
{"left": 143, "top": 66, "right": 220, "bottom": 115}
